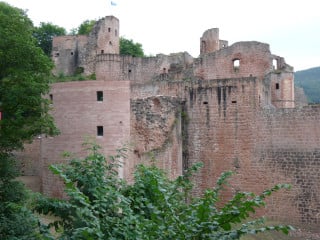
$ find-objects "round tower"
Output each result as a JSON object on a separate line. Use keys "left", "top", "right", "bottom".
{"left": 94, "top": 16, "right": 120, "bottom": 54}
{"left": 200, "top": 28, "right": 219, "bottom": 55}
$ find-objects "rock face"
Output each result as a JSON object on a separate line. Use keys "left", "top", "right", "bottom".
{"left": 18, "top": 15, "right": 320, "bottom": 234}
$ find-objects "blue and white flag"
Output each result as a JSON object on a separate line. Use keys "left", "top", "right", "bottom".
{"left": 111, "top": 1, "right": 117, "bottom": 6}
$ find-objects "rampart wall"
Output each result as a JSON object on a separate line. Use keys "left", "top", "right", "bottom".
{"left": 40, "top": 80, "right": 130, "bottom": 197}
{"left": 254, "top": 106, "right": 320, "bottom": 227}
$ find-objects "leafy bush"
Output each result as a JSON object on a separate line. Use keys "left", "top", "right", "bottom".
{"left": 35, "top": 142, "right": 293, "bottom": 239}
{"left": 0, "top": 153, "right": 44, "bottom": 240}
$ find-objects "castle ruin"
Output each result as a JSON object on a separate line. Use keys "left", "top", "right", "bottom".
{"left": 19, "top": 16, "right": 320, "bottom": 233}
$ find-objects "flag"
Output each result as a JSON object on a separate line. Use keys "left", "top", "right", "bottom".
{"left": 111, "top": 1, "right": 117, "bottom": 6}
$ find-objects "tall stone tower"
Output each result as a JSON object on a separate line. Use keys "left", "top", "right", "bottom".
{"left": 92, "top": 16, "right": 120, "bottom": 55}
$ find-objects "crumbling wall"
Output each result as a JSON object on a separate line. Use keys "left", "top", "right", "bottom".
{"left": 195, "top": 41, "right": 272, "bottom": 80}
{"left": 96, "top": 52, "right": 193, "bottom": 83}
{"left": 52, "top": 16, "right": 119, "bottom": 76}
{"left": 52, "top": 35, "right": 88, "bottom": 76}
{"left": 130, "top": 96, "right": 183, "bottom": 181}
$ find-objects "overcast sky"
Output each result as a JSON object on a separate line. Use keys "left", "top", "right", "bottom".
{"left": 4, "top": 0, "right": 320, "bottom": 71}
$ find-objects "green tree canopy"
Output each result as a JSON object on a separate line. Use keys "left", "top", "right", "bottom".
{"left": 0, "top": 3, "right": 58, "bottom": 239}
{"left": 0, "top": 2, "right": 57, "bottom": 151}
{"left": 73, "top": 19, "right": 145, "bottom": 57}
{"left": 77, "top": 19, "right": 96, "bottom": 35}
{"left": 120, "top": 37, "right": 144, "bottom": 57}
{"left": 33, "top": 22, "right": 66, "bottom": 56}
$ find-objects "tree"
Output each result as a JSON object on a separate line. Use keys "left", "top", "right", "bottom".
{"left": 120, "top": 37, "right": 144, "bottom": 57}
{"left": 0, "top": 153, "right": 44, "bottom": 239}
{"left": 35, "top": 142, "right": 293, "bottom": 239}
{"left": 77, "top": 19, "right": 96, "bottom": 35}
{"left": 74, "top": 19, "right": 145, "bottom": 57}
{"left": 0, "top": 2, "right": 58, "bottom": 152}
{"left": 0, "top": 3, "right": 58, "bottom": 239}
{"left": 33, "top": 22, "right": 66, "bottom": 56}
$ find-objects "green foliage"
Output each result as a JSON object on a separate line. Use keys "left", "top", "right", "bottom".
{"left": 120, "top": 37, "right": 144, "bottom": 57}
{"left": 33, "top": 22, "right": 66, "bottom": 56}
{"left": 36, "top": 142, "right": 293, "bottom": 239}
{"left": 295, "top": 66, "right": 320, "bottom": 103}
{"left": 0, "top": 153, "right": 44, "bottom": 239}
{"left": 0, "top": 3, "right": 58, "bottom": 239}
{"left": 77, "top": 20, "right": 96, "bottom": 35}
{"left": 0, "top": 2, "right": 58, "bottom": 151}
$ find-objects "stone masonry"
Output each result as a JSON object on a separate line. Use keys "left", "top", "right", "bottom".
{"left": 19, "top": 15, "right": 320, "bottom": 234}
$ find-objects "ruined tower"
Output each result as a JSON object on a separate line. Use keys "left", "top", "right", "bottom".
{"left": 92, "top": 16, "right": 120, "bottom": 55}
{"left": 200, "top": 28, "right": 228, "bottom": 54}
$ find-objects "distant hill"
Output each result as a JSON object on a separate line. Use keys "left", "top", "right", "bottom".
{"left": 295, "top": 67, "right": 320, "bottom": 103}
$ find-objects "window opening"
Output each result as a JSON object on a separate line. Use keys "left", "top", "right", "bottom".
{"left": 115, "top": 29, "right": 118, "bottom": 36}
{"left": 55, "top": 52, "right": 59, "bottom": 57}
{"left": 97, "top": 91, "right": 103, "bottom": 101}
{"left": 203, "top": 101, "right": 208, "bottom": 105}
{"left": 71, "top": 52, "right": 74, "bottom": 55}
{"left": 233, "top": 59, "right": 240, "bottom": 71}
{"left": 273, "top": 59, "right": 278, "bottom": 70}
{"left": 275, "top": 83, "right": 280, "bottom": 89}
{"left": 232, "top": 100, "right": 237, "bottom": 103}
{"left": 101, "top": 50, "right": 104, "bottom": 54}
{"left": 128, "top": 69, "right": 132, "bottom": 73}
{"left": 97, "top": 126, "right": 104, "bottom": 136}
{"left": 49, "top": 94, "right": 53, "bottom": 102}
{"left": 109, "top": 41, "right": 112, "bottom": 45}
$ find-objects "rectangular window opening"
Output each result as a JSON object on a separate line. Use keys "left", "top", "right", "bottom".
{"left": 97, "top": 126, "right": 104, "bottom": 136}
{"left": 203, "top": 101, "right": 208, "bottom": 105}
{"left": 97, "top": 91, "right": 103, "bottom": 101}
{"left": 49, "top": 94, "right": 53, "bottom": 101}
{"left": 275, "top": 83, "right": 280, "bottom": 89}
{"left": 232, "top": 100, "right": 237, "bottom": 103}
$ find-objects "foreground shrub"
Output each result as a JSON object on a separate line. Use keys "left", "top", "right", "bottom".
{"left": 35, "top": 143, "right": 293, "bottom": 239}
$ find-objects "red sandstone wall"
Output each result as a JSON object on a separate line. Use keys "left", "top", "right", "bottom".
{"left": 270, "top": 72, "right": 295, "bottom": 108}
{"left": 194, "top": 41, "right": 272, "bottom": 80}
{"left": 130, "top": 96, "right": 183, "bottom": 182}
{"left": 41, "top": 80, "right": 130, "bottom": 197}
{"left": 185, "top": 78, "right": 260, "bottom": 196}
{"left": 52, "top": 35, "right": 88, "bottom": 75}
{"left": 96, "top": 52, "right": 193, "bottom": 84}
{"left": 254, "top": 106, "right": 320, "bottom": 228}
{"left": 184, "top": 77, "right": 320, "bottom": 231}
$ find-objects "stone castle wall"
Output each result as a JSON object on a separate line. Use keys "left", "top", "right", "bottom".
{"left": 16, "top": 15, "right": 320, "bottom": 235}
{"left": 40, "top": 80, "right": 130, "bottom": 197}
